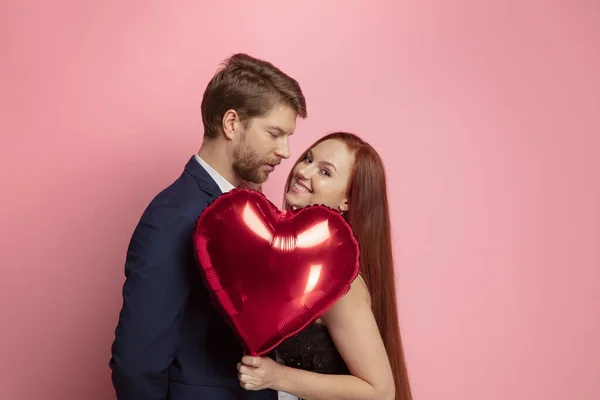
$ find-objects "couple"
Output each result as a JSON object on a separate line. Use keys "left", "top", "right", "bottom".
{"left": 109, "top": 53, "right": 412, "bottom": 400}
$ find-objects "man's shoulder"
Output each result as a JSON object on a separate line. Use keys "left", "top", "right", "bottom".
{"left": 145, "top": 171, "right": 215, "bottom": 221}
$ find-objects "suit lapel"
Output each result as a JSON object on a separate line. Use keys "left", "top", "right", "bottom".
{"left": 184, "top": 156, "right": 222, "bottom": 201}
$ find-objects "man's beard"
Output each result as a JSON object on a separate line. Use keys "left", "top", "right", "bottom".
{"left": 232, "top": 136, "right": 270, "bottom": 184}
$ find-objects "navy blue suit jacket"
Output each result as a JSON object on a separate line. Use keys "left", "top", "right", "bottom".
{"left": 110, "top": 157, "right": 277, "bottom": 400}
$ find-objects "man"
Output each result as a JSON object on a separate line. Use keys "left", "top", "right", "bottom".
{"left": 109, "top": 53, "right": 307, "bottom": 400}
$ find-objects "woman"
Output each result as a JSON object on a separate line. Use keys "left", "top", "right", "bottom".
{"left": 237, "top": 132, "right": 412, "bottom": 400}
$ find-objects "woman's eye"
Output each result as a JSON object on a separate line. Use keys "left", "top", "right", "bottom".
{"left": 302, "top": 156, "right": 312, "bottom": 164}
{"left": 320, "top": 169, "right": 331, "bottom": 177}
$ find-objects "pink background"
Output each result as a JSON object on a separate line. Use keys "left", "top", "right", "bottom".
{"left": 1, "top": 1, "right": 599, "bottom": 399}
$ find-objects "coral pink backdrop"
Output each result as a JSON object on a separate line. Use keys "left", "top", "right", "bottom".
{"left": 1, "top": 1, "right": 599, "bottom": 399}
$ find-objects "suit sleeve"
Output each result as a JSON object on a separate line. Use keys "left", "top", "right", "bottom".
{"left": 109, "top": 205, "right": 196, "bottom": 400}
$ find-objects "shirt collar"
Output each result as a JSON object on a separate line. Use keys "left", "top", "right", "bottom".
{"left": 194, "top": 153, "right": 235, "bottom": 193}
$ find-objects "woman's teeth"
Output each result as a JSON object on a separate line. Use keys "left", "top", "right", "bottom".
{"left": 293, "top": 182, "right": 310, "bottom": 193}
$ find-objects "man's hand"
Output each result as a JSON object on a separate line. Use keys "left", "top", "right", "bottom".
{"left": 237, "top": 356, "right": 283, "bottom": 391}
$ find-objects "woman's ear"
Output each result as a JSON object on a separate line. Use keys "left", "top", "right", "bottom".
{"left": 339, "top": 198, "right": 349, "bottom": 213}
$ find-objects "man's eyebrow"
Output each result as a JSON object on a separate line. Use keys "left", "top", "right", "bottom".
{"left": 266, "top": 126, "right": 288, "bottom": 135}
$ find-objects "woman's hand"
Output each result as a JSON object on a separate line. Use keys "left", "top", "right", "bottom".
{"left": 237, "top": 355, "right": 283, "bottom": 391}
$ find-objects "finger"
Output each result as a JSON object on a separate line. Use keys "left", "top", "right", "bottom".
{"left": 240, "top": 381, "right": 257, "bottom": 391}
{"left": 238, "top": 371, "right": 256, "bottom": 383}
{"left": 238, "top": 373, "right": 257, "bottom": 389}
{"left": 236, "top": 362, "right": 242, "bottom": 372}
{"left": 237, "top": 365, "right": 254, "bottom": 375}
{"left": 242, "top": 355, "right": 261, "bottom": 367}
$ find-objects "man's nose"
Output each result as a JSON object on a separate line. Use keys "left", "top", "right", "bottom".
{"left": 275, "top": 138, "right": 290, "bottom": 159}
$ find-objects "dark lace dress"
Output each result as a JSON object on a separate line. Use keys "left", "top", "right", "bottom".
{"left": 277, "top": 322, "right": 349, "bottom": 375}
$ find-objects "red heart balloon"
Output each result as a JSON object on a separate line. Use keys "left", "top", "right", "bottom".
{"left": 193, "top": 188, "right": 360, "bottom": 356}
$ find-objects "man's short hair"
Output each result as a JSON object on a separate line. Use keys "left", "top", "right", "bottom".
{"left": 201, "top": 53, "right": 307, "bottom": 138}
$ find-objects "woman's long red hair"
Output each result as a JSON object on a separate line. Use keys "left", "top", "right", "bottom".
{"left": 283, "top": 132, "right": 412, "bottom": 400}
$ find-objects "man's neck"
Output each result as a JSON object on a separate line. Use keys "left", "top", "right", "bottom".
{"left": 197, "top": 140, "right": 241, "bottom": 187}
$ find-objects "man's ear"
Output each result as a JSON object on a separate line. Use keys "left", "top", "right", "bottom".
{"left": 222, "top": 109, "right": 241, "bottom": 140}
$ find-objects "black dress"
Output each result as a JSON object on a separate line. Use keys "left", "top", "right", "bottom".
{"left": 277, "top": 322, "right": 349, "bottom": 375}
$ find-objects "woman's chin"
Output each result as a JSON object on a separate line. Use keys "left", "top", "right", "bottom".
{"left": 285, "top": 192, "right": 307, "bottom": 209}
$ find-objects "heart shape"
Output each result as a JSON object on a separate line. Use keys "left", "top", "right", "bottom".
{"left": 193, "top": 188, "right": 360, "bottom": 356}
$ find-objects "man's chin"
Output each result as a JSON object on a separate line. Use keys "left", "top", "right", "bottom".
{"left": 256, "top": 172, "right": 270, "bottom": 184}
{"left": 239, "top": 173, "right": 267, "bottom": 186}
{"left": 253, "top": 176, "right": 267, "bottom": 186}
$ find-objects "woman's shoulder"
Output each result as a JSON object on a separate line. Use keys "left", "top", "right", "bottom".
{"left": 346, "top": 274, "right": 371, "bottom": 305}
{"left": 323, "top": 274, "right": 371, "bottom": 323}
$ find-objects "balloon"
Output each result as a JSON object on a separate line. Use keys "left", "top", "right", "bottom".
{"left": 193, "top": 188, "right": 360, "bottom": 356}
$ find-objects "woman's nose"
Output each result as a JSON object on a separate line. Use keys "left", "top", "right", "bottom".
{"left": 296, "top": 165, "right": 311, "bottom": 180}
